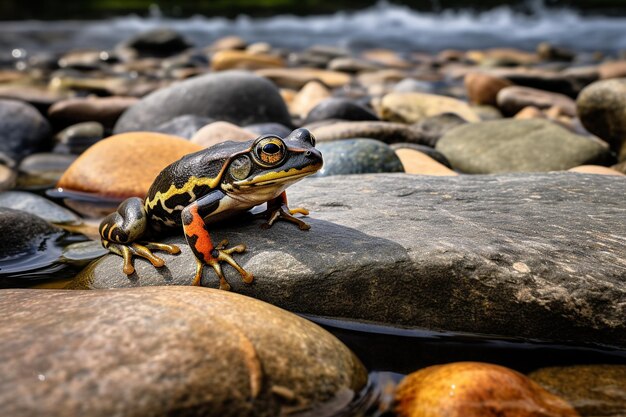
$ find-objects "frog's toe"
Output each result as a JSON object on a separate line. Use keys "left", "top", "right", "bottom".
{"left": 144, "top": 242, "right": 181, "bottom": 255}
{"left": 259, "top": 205, "right": 311, "bottom": 230}
{"left": 198, "top": 242, "right": 253, "bottom": 289}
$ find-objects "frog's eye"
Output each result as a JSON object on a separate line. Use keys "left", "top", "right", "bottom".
{"left": 253, "top": 137, "right": 286, "bottom": 167}
{"left": 229, "top": 155, "right": 252, "bottom": 180}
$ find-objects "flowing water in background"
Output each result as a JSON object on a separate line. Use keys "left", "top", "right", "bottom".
{"left": 1, "top": 1, "right": 626, "bottom": 57}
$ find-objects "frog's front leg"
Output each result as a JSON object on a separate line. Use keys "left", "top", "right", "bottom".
{"left": 256, "top": 191, "right": 311, "bottom": 231}
{"left": 181, "top": 191, "right": 253, "bottom": 290}
{"left": 100, "top": 197, "right": 181, "bottom": 275}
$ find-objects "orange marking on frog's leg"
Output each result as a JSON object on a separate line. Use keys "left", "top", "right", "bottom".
{"left": 182, "top": 192, "right": 252, "bottom": 290}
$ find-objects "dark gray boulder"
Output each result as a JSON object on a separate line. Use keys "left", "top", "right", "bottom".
{"left": 72, "top": 173, "right": 626, "bottom": 348}
{"left": 114, "top": 71, "right": 292, "bottom": 133}
{"left": 0, "top": 99, "right": 50, "bottom": 161}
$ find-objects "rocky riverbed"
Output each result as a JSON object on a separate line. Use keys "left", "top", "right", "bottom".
{"left": 0, "top": 20, "right": 626, "bottom": 417}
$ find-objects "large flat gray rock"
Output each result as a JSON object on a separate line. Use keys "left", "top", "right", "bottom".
{"left": 72, "top": 173, "right": 626, "bottom": 348}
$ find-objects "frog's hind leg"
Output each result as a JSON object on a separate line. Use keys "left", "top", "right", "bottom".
{"left": 255, "top": 191, "right": 311, "bottom": 230}
{"left": 100, "top": 197, "right": 180, "bottom": 275}
{"left": 182, "top": 191, "right": 252, "bottom": 290}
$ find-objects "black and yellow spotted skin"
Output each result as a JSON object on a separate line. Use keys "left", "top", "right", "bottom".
{"left": 98, "top": 128, "right": 323, "bottom": 290}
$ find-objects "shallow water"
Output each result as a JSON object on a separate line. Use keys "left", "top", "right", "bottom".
{"left": 2, "top": 1, "right": 626, "bottom": 58}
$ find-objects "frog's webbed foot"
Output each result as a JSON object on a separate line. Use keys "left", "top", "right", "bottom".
{"left": 104, "top": 241, "right": 181, "bottom": 275}
{"left": 191, "top": 239, "right": 253, "bottom": 290}
{"left": 256, "top": 191, "right": 311, "bottom": 231}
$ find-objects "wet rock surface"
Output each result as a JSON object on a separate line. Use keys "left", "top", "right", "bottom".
{"left": 529, "top": 365, "right": 626, "bottom": 417}
{"left": 0, "top": 191, "right": 80, "bottom": 224}
{"left": 73, "top": 173, "right": 626, "bottom": 348}
{"left": 0, "top": 208, "right": 63, "bottom": 258}
{"left": 114, "top": 71, "right": 292, "bottom": 133}
{"left": 0, "top": 286, "right": 367, "bottom": 417}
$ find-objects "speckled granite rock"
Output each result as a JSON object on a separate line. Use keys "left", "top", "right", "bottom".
{"left": 73, "top": 173, "right": 626, "bottom": 348}
{"left": 0, "top": 287, "right": 367, "bottom": 417}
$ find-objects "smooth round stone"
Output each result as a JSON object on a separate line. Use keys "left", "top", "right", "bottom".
{"left": 54, "top": 122, "right": 104, "bottom": 154}
{"left": 190, "top": 122, "right": 256, "bottom": 148}
{"left": 464, "top": 72, "right": 513, "bottom": 105}
{"left": 210, "top": 50, "right": 284, "bottom": 71}
{"left": 61, "top": 240, "right": 108, "bottom": 264}
{"left": 0, "top": 85, "right": 69, "bottom": 113}
{"left": 115, "top": 71, "right": 292, "bottom": 133}
{"left": 118, "top": 28, "right": 191, "bottom": 58}
{"left": 537, "top": 42, "right": 575, "bottom": 61}
{"left": 327, "top": 57, "right": 381, "bottom": 73}
{"left": 394, "top": 148, "right": 458, "bottom": 176}
{"left": 48, "top": 96, "right": 139, "bottom": 129}
{"left": 207, "top": 35, "right": 247, "bottom": 51}
{"left": 17, "top": 153, "right": 77, "bottom": 189}
{"left": 289, "top": 80, "right": 331, "bottom": 119}
{"left": 599, "top": 60, "right": 626, "bottom": 79}
{"left": 395, "top": 362, "right": 579, "bottom": 417}
{"left": 0, "top": 191, "right": 81, "bottom": 225}
{"left": 255, "top": 68, "right": 351, "bottom": 89}
{"left": 577, "top": 78, "right": 626, "bottom": 160}
{"left": 0, "top": 208, "right": 62, "bottom": 259}
{"left": 314, "top": 138, "right": 404, "bottom": 177}
{"left": 529, "top": 365, "right": 626, "bottom": 417}
{"left": 308, "top": 121, "right": 425, "bottom": 145}
{"left": 390, "top": 143, "right": 452, "bottom": 168}
{"left": 471, "top": 104, "right": 504, "bottom": 121}
{"left": 0, "top": 164, "right": 16, "bottom": 191}
{"left": 392, "top": 78, "right": 440, "bottom": 94}
{"left": 244, "top": 123, "right": 292, "bottom": 138}
{"left": 57, "top": 132, "right": 202, "bottom": 200}
{"left": 436, "top": 119, "right": 611, "bottom": 174}
{"left": 568, "top": 165, "right": 625, "bottom": 176}
{"left": 0, "top": 99, "right": 51, "bottom": 161}
{"left": 303, "top": 98, "right": 379, "bottom": 125}
{"left": 153, "top": 115, "right": 215, "bottom": 139}
{"left": 497, "top": 86, "right": 577, "bottom": 117}
{"left": 380, "top": 92, "right": 480, "bottom": 124}
{"left": 411, "top": 113, "right": 467, "bottom": 147}
{"left": 0, "top": 287, "right": 367, "bottom": 417}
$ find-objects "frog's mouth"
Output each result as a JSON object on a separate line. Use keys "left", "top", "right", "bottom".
{"left": 234, "top": 162, "right": 322, "bottom": 189}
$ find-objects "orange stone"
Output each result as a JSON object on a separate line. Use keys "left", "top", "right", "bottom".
{"left": 190, "top": 121, "right": 256, "bottom": 148}
{"left": 210, "top": 50, "right": 284, "bottom": 71}
{"left": 57, "top": 132, "right": 202, "bottom": 199}
{"left": 395, "top": 362, "right": 579, "bottom": 417}
{"left": 464, "top": 72, "right": 513, "bottom": 105}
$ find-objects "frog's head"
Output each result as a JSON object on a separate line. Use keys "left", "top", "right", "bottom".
{"left": 221, "top": 128, "right": 323, "bottom": 193}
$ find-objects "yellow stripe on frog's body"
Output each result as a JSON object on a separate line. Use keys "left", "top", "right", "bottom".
{"left": 144, "top": 175, "right": 222, "bottom": 214}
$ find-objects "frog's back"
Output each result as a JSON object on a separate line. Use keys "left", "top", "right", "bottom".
{"left": 144, "top": 141, "right": 250, "bottom": 228}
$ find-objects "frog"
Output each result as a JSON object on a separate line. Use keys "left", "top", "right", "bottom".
{"left": 99, "top": 128, "right": 323, "bottom": 290}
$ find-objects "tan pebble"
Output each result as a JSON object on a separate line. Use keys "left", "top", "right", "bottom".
{"left": 361, "top": 49, "right": 411, "bottom": 68}
{"left": 380, "top": 92, "right": 480, "bottom": 124}
{"left": 57, "top": 132, "right": 202, "bottom": 199}
{"left": 290, "top": 80, "right": 331, "bottom": 118}
{"left": 598, "top": 60, "right": 626, "bottom": 79}
{"left": 256, "top": 68, "right": 351, "bottom": 89}
{"left": 211, "top": 50, "right": 284, "bottom": 71}
{"left": 190, "top": 121, "right": 256, "bottom": 148}
{"left": 567, "top": 165, "right": 625, "bottom": 176}
{"left": 395, "top": 149, "right": 458, "bottom": 176}
{"left": 514, "top": 106, "right": 545, "bottom": 120}
{"left": 207, "top": 35, "right": 247, "bottom": 51}
{"left": 48, "top": 96, "right": 139, "bottom": 128}
{"left": 395, "top": 362, "right": 580, "bottom": 417}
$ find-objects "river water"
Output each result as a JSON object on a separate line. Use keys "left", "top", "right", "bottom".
{"left": 1, "top": 1, "right": 626, "bottom": 57}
